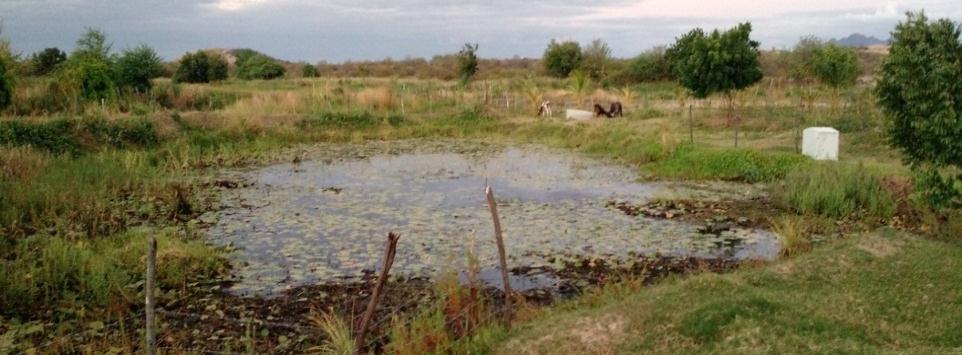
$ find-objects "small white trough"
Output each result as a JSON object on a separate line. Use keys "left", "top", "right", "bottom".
{"left": 566, "top": 109, "right": 593, "bottom": 121}
{"left": 802, "top": 127, "right": 839, "bottom": 161}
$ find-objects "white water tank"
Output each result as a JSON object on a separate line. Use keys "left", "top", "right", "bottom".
{"left": 566, "top": 109, "right": 593, "bottom": 121}
{"left": 802, "top": 127, "right": 839, "bottom": 161}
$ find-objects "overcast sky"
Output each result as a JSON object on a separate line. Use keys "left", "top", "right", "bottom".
{"left": 2, "top": 0, "right": 960, "bottom": 62}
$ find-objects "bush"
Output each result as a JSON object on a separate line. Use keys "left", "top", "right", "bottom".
{"left": 775, "top": 163, "right": 895, "bottom": 219}
{"left": 302, "top": 64, "right": 319, "bottom": 78}
{"left": 0, "top": 58, "right": 12, "bottom": 110}
{"left": 876, "top": 12, "right": 962, "bottom": 209}
{"left": 0, "top": 117, "right": 159, "bottom": 155}
{"left": 174, "top": 51, "right": 228, "bottom": 83}
{"left": 0, "top": 119, "right": 78, "bottom": 154}
{"left": 543, "top": 40, "right": 582, "bottom": 78}
{"left": 580, "top": 39, "right": 611, "bottom": 80}
{"left": 627, "top": 49, "right": 671, "bottom": 82}
{"left": 29, "top": 47, "right": 67, "bottom": 76}
{"left": 456, "top": 43, "right": 479, "bottom": 85}
{"left": 235, "top": 53, "right": 285, "bottom": 80}
{"left": 114, "top": 44, "right": 164, "bottom": 93}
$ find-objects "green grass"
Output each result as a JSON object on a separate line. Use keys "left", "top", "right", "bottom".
{"left": 645, "top": 144, "right": 809, "bottom": 182}
{"left": 776, "top": 162, "right": 896, "bottom": 219}
{"left": 489, "top": 229, "right": 962, "bottom": 353}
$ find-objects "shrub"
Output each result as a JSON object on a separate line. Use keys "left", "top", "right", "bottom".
{"left": 114, "top": 44, "right": 164, "bottom": 93}
{"left": 456, "top": 43, "right": 479, "bottom": 85}
{"left": 543, "top": 40, "right": 582, "bottom": 78}
{"left": 876, "top": 12, "right": 962, "bottom": 209}
{"left": 580, "top": 39, "right": 611, "bottom": 80}
{"left": 0, "top": 57, "right": 12, "bottom": 110}
{"left": 0, "top": 119, "right": 78, "bottom": 154}
{"left": 302, "top": 63, "right": 319, "bottom": 78}
{"left": 29, "top": 47, "right": 67, "bottom": 76}
{"left": 174, "top": 51, "right": 228, "bottom": 83}
{"left": 235, "top": 53, "right": 285, "bottom": 80}
{"left": 775, "top": 163, "right": 896, "bottom": 219}
{"left": 0, "top": 117, "right": 159, "bottom": 155}
{"left": 627, "top": 48, "right": 670, "bottom": 82}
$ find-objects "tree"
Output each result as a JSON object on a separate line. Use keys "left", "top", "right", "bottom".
{"left": 235, "top": 53, "right": 285, "bottom": 80}
{"left": 73, "top": 28, "right": 111, "bottom": 63}
{"left": 0, "top": 56, "right": 12, "bottom": 110}
{"left": 456, "top": 43, "right": 479, "bottom": 85}
{"left": 876, "top": 12, "right": 962, "bottom": 208}
{"left": 627, "top": 47, "right": 671, "bottom": 82}
{"left": 814, "top": 43, "right": 858, "bottom": 112}
{"left": 114, "top": 45, "right": 164, "bottom": 93}
{"left": 30, "top": 47, "right": 67, "bottom": 76}
{"left": 666, "top": 23, "right": 763, "bottom": 147}
{"left": 0, "top": 28, "right": 12, "bottom": 110}
{"left": 581, "top": 39, "right": 611, "bottom": 80}
{"left": 66, "top": 28, "right": 115, "bottom": 101}
{"left": 543, "top": 40, "right": 582, "bottom": 78}
{"left": 789, "top": 36, "right": 825, "bottom": 84}
{"left": 302, "top": 63, "right": 319, "bottom": 78}
{"left": 174, "top": 51, "right": 228, "bottom": 83}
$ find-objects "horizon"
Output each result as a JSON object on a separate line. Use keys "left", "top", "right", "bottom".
{"left": 2, "top": 1, "right": 960, "bottom": 63}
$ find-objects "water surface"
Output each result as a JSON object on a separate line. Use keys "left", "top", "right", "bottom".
{"left": 205, "top": 141, "right": 778, "bottom": 296}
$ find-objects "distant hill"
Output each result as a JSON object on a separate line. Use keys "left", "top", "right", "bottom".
{"left": 831, "top": 33, "right": 888, "bottom": 48}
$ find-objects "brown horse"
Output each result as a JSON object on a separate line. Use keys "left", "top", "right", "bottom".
{"left": 593, "top": 104, "right": 612, "bottom": 118}
{"left": 608, "top": 102, "right": 623, "bottom": 117}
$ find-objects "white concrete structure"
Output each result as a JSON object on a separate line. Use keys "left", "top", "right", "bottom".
{"left": 566, "top": 109, "right": 593, "bottom": 121}
{"left": 802, "top": 127, "right": 839, "bottom": 161}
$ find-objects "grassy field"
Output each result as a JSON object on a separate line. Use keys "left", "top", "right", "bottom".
{"left": 1, "top": 75, "right": 958, "bottom": 352}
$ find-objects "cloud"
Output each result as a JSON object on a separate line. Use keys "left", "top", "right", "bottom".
{"left": 205, "top": 0, "right": 268, "bottom": 11}
{"left": 1, "top": 0, "right": 960, "bottom": 62}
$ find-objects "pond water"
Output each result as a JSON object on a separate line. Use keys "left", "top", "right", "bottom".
{"left": 204, "top": 140, "right": 779, "bottom": 296}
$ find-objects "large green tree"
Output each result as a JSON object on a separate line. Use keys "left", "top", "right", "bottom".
{"left": 114, "top": 44, "right": 164, "bottom": 93}
{"left": 876, "top": 12, "right": 962, "bottom": 208}
{"left": 666, "top": 22, "right": 763, "bottom": 146}
{"left": 543, "top": 40, "right": 582, "bottom": 78}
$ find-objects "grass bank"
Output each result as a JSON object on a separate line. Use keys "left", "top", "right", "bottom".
{"left": 488, "top": 229, "right": 962, "bottom": 353}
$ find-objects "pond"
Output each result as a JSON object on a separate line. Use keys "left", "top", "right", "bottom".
{"left": 204, "top": 140, "right": 779, "bottom": 296}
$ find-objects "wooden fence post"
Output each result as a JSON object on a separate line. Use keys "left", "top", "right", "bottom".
{"left": 145, "top": 235, "right": 157, "bottom": 355}
{"left": 355, "top": 232, "right": 401, "bottom": 353}
{"left": 485, "top": 185, "right": 513, "bottom": 322}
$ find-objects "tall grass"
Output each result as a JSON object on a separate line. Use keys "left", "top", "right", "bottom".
{"left": 647, "top": 144, "right": 808, "bottom": 182}
{"left": 776, "top": 162, "right": 896, "bottom": 219}
{"left": 0, "top": 229, "right": 225, "bottom": 318}
{"left": 771, "top": 215, "right": 811, "bottom": 257}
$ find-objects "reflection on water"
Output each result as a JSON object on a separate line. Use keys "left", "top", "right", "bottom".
{"left": 206, "top": 141, "right": 779, "bottom": 296}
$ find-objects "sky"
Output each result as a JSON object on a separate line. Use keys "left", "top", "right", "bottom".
{"left": 1, "top": 0, "right": 960, "bottom": 63}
